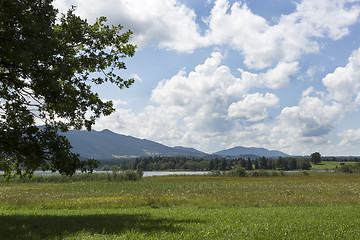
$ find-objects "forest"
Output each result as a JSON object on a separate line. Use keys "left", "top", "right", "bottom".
{"left": 100, "top": 156, "right": 314, "bottom": 171}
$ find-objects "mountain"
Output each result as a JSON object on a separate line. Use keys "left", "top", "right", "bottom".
{"left": 213, "top": 146, "right": 289, "bottom": 158}
{"left": 61, "top": 128, "right": 288, "bottom": 160}
{"left": 63, "top": 129, "right": 207, "bottom": 160}
{"left": 172, "top": 146, "right": 207, "bottom": 155}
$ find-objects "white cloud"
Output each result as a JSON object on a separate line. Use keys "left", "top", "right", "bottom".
{"left": 60, "top": 0, "right": 360, "bottom": 155}
{"left": 302, "top": 86, "right": 314, "bottom": 97}
{"left": 228, "top": 93, "right": 279, "bottom": 122}
{"left": 239, "top": 61, "right": 299, "bottom": 89}
{"left": 205, "top": 0, "right": 360, "bottom": 69}
{"left": 54, "top": 0, "right": 208, "bottom": 52}
{"left": 278, "top": 95, "right": 341, "bottom": 138}
{"left": 338, "top": 128, "right": 360, "bottom": 148}
{"left": 270, "top": 46, "right": 360, "bottom": 154}
{"left": 323, "top": 47, "right": 360, "bottom": 105}
{"left": 130, "top": 73, "right": 142, "bottom": 82}
{"left": 94, "top": 52, "right": 287, "bottom": 152}
{"left": 54, "top": 0, "right": 360, "bottom": 64}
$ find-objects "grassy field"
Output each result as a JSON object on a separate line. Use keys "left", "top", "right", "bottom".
{"left": 1, "top": 174, "right": 360, "bottom": 239}
{"left": 311, "top": 161, "right": 357, "bottom": 170}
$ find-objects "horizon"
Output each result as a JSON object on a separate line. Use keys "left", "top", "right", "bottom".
{"left": 68, "top": 128, "right": 360, "bottom": 157}
{"left": 54, "top": 0, "right": 360, "bottom": 156}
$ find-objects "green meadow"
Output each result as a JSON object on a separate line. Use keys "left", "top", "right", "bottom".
{"left": 311, "top": 161, "right": 357, "bottom": 171}
{"left": 1, "top": 174, "right": 360, "bottom": 239}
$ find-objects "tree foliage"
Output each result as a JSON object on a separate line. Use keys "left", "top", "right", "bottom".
{"left": 310, "top": 152, "right": 322, "bottom": 165}
{"left": 106, "top": 156, "right": 311, "bottom": 172}
{"left": 0, "top": 0, "right": 136, "bottom": 178}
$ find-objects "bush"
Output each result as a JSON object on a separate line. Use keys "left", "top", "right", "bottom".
{"left": 251, "top": 170, "right": 270, "bottom": 177}
{"left": 209, "top": 170, "right": 221, "bottom": 176}
{"left": 336, "top": 163, "right": 360, "bottom": 173}
{"left": 227, "top": 166, "right": 247, "bottom": 177}
{"left": 101, "top": 165, "right": 111, "bottom": 171}
{"left": 5, "top": 171, "right": 144, "bottom": 183}
{"left": 258, "top": 169, "right": 270, "bottom": 177}
{"left": 118, "top": 170, "right": 143, "bottom": 181}
{"left": 136, "top": 169, "right": 144, "bottom": 178}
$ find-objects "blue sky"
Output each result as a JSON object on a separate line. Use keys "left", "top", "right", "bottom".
{"left": 54, "top": 0, "right": 360, "bottom": 156}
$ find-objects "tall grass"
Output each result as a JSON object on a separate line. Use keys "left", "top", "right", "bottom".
{"left": 1, "top": 174, "right": 360, "bottom": 239}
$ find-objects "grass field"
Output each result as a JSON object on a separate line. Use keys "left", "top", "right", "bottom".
{"left": 1, "top": 174, "right": 360, "bottom": 239}
{"left": 311, "top": 161, "right": 357, "bottom": 170}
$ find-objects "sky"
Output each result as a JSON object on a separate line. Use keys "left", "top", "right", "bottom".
{"left": 53, "top": 0, "right": 360, "bottom": 156}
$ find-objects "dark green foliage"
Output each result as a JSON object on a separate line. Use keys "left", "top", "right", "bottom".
{"left": 209, "top": 170, "right": 221, "bottom": 176}
{"left": 251, "top": 169, "right": 270, "bottom": 177}
{"left": 113, "top": 156, "right": 312, "bottom": 172}
{"left": 246, "top": 158, "right": 253, "bottom": 170}
{"left": 336, "top": 163, "right": 360, "bottom": 173}
{"left": 254, "top": 159, "right": 259, "bottom": 169}
{"left": 0, "top": 0, "right": 135, "bottom": 178}
{"left": 101, "top": 165, "right": 111, "bottom": 171}
{"left": 310, "top": 152, "right": 322, "bottom": 165}
{"left": 259, "top": 157, "right": 267, "bottom": 169}
{"left": 220, "top": 159, "right": 227, "bottom": 171}
{"left": 288, "top": 157, "right": 297, "bottom": 170}
{"left": 227, "top": 166, "right": 247, "bottom": 177}
{"left": 2, "top": 170, "right": 143, "bottom": 183}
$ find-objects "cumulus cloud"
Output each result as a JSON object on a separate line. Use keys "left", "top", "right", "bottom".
{"left": 228, "top": 93, "right": 279, "bottom": 122}
{"left": 323, "top": 48, "right": 360, "bottom": 105}
{"left": 93, "top": 52, "right": 285, "bottom": 152}
{"left": 54, "top": 0, "right": 360, "bottom": 63}
{"left": 274, "top": 48, "right": 360, "bottom": 150}
{"left": 55, "top": 0, "right": 360, "bottom": 154}
{"left": 94, "top": 47, "right": 360, "bottom": 153}
{"left": 278, "top": 93, "right": 341, "bottom": 139}
{"left": 53, "top": 0, "right": 208, "bottom": 52}
{"left": 338, "top": 128, "right": 360, "bottom": 148}
{"left": 238, "top": 61, "right": 299, "bottom": 89}
{"left": 205, "top": 0, "right": 360, "bottom": 69}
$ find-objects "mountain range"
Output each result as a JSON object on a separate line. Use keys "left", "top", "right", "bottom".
{"left": 62, "top": 129, "right": 289, "bottom": 160}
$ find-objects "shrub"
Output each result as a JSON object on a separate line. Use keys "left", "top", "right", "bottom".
{"left": 209, "top": 170, "right": 221, "bottom": 176}
{"left": 227, "top": 166, "right": 247, "bottom": 177}
{"left": 336, "top": 163, "right": 360, "bottom": 173}
{"left": 101, "top": 165, "right": 111, "bottom": 171}
{"left": 122, "top": 170, "right": 138, "bottom": 181}
{"left": 258, "top": 169, "right": 270, "bottom": 177}
{"left": 136, "top": 169, "right": 144, "bottom": 179}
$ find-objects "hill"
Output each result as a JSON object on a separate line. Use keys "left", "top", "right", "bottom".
{"left": 172, "top": 146, "right": 207, "bottom": 155}
{"left": 213, "top": 146, "right": 289, "bottom": 158}
{"left": 63, "top": 129, "right": 208, "bottom": 160}
{"left": 61, "top": 129, "right": 289, "bottom": 160}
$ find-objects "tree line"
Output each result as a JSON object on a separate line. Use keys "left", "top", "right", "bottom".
{"left": 100, "top": 156, "right": 312, "bottom": 171}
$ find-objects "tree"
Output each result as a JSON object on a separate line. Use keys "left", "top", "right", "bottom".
{"left": 246, "top": 158, "right": 253, "bottom": 170}
{"left": 310, "top": 152, "right": 322, "bottom": 165}
{"left": 220, "top": 158, "right": 227, "bottom": 171}
{"left": 259, "top": 157, "right": 267, "bottom": 169}
{"left": 288, "top": 157, "right": 297, "bottom": 170}
{"left": 0, "top": 0, "right": 136, "bottom": 178}
{"left": 254, "top": 159, "right": 259, "bottom": 169}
